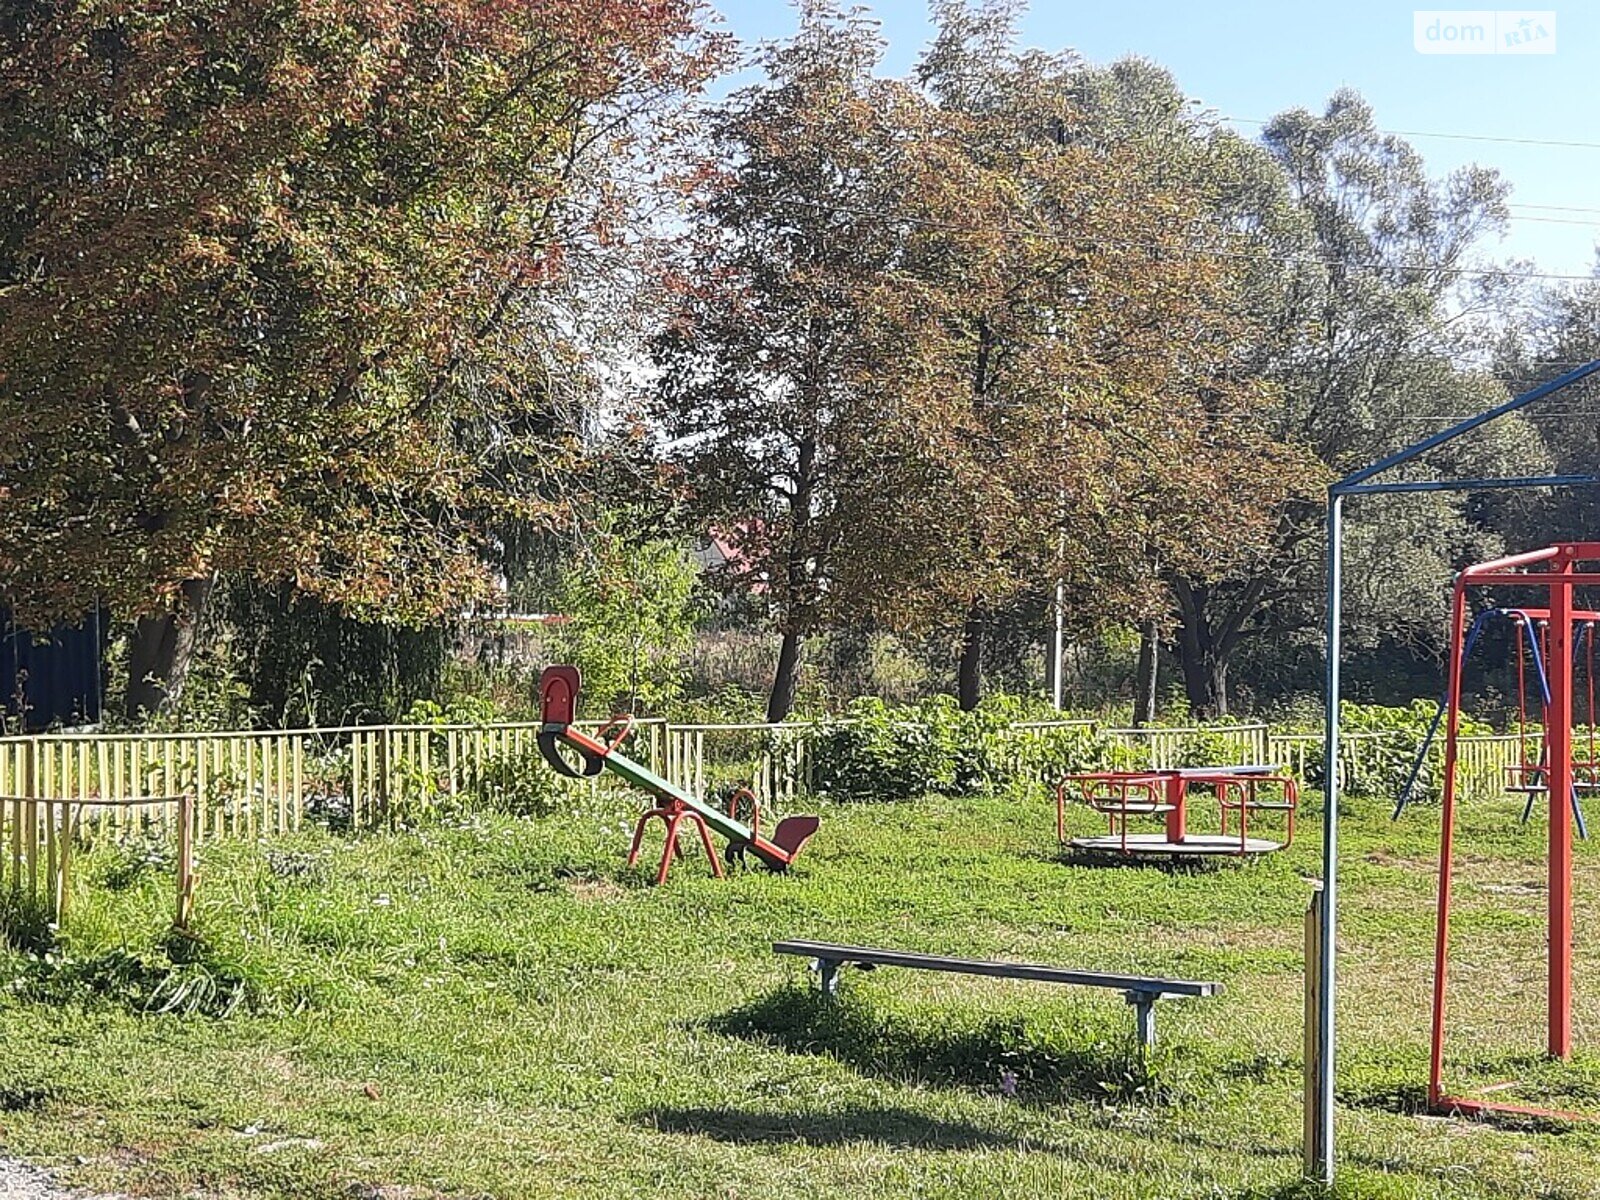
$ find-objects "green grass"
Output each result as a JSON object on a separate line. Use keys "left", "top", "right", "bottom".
{"left": 3, "top": 787, "right": 1600, "bottom": 1198}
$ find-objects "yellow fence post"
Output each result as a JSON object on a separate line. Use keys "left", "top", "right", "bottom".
{"left": 1304, "top": 880, "right": 1327, "bottom": 1178}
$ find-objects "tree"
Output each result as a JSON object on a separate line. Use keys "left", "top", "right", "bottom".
{"left": 914, "top": 3, "right": 1301, "bottom": 710}
{"left": 1492, "top": 267, "right": 1600, "bottom": 547}
{"left": 548, "top": 528, "right": 703, "bottom": 716}
{"left": 1149, "top": 89, "right": 1535, "bottom": 714}
{"left": 0, "top": 0, "right": 716, "bottom": 716}
{"left": 654, "top": 4, "right": 977, "bottom": 722}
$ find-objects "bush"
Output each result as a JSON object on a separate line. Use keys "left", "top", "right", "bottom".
{"left": 1302, "top": 700, "right": 1491, "bottom": 803}
{"left": 466, "top": 747, "right": 569, "bottom": 818}
{"left": 808, "top": 697, "right": 961, "bottom": 803}
{"left": 806, "top": 695, "right": 1136, "bottom": 804}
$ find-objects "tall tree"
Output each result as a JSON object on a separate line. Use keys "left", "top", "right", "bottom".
{"left": 0, "top": 0, "right": 717, "bottom": 716}
{"left": 654, "top": 4, "right": 972, "bottom": 722}
{"left": 1150, "top": 88, "right": 1534, "bottom": 714}
{"left": 915, "top": 3, "right": 1301, "bottom": 709}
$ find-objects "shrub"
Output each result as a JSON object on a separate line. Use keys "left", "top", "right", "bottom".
{"left": 806, "top": 695, "right": 1135, "bottom": 803}
{"left": 467, "top": 747, "right": 569, "bottom": 818}
{"left": 1302, "top": 700, "right": 1492, "bottom": 803}
{"left": 808, "top": 697, "right": 961, "bottom": 803}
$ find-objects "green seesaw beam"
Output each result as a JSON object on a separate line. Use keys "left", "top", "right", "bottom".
{"left": 560, "top": 729, "right": 753, "bottom": 844}
{"left": 543, "top": 725, "right": 806, "bottom": 870}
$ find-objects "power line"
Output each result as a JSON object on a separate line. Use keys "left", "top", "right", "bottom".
{"left": 771, "top": 193, "right": 1600, "bottom": 284}
{"left": 1512, "top": 203, "right": 1600, "bottom": 216}
{"left": 1507, "top": 214, "right": 1600, "bottom": 229}
{"left": 1225, "top": 116, "right": 1600, "bottom": 152}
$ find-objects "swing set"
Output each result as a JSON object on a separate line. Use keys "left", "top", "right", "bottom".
{"left": 1395, "top": 606, "right": 1600, "bottom": 831}
{"left": 1406, "top": 544, "right": 1600, "bottom": 1121}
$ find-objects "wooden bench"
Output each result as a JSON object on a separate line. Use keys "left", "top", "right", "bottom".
{"left": 773, "top": 939, "right": 1220, "bottom": 1049}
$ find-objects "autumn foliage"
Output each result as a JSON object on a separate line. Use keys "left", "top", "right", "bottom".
{"left": 0, "top": 0, "right": 708, "bottom": 617}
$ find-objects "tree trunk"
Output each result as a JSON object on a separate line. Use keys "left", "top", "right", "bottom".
{"left": 766, "top": 430, "right": 816, "bottom": 726}
{"left": 125, "top": 577, "right": 213, "bottom": 720}
{"left": 1167, "top": 574, "right": 1262, "bottom": 722}
{"left": 767, "top": 627, "right": 803, "bottom": 724}
{"left": 957, "top": 603, "right": 984, "bottom": 711}
{"left": 1174, "top": 623, "right": 1229, "bottom": 719}
{"left": 1132, "top": 618, "right": 1159, "bottom": 727}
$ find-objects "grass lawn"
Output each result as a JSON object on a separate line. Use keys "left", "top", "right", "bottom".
{"left": 3, "top": 784, "right": 1600, "bottom": 1198}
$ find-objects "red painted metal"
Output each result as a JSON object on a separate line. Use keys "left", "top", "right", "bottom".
{"left": 1058, "top": 768, "right": 1296, "bottom": 856}
{"left": 1456, "top": 545, "right": 1562, "bottom": 578}
{"left": 768, "top": 815, "right": 820, "bottom": 858}
{"left": 1548, "top": 555, "right": 1575, "bottom": 1058}
{"left": 1430, "top": 580, "right": 1469, "bottom": 1110}
{"left": 627, "top": 797, "right": 724, "bottom": 886}
{"left": 1431, "top": 543, "right": 1596, "bottom": 1119}
{"left": 595, "top": 712, "right": 636, "bottom": 751}
{"left": 1434, "top": 1093, "right": 1593, "bottom": 1124}
{"left": 539, "top": 664, "right": 581, "bottom": 726}
{"left": 727, "top": 786, "right": 761, "bottom": 838}
{"left": 1165, "top": 773, "right": 1187, "bottom": 843}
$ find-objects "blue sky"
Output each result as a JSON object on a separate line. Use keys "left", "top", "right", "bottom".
{"left": 707, "top": 1, "right": 1600, "bottom": 280}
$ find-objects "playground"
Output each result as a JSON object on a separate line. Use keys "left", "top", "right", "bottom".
{"left": 0, "top": 774, "right": 1594, "bottom": 1199}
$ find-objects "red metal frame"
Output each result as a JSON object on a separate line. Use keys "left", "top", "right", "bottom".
{"left": 626, "top": 797, "right": 725, "bottom": 886}
{"left": 1431, "top": 542, "right": 1595, "bottom": 1120}
{"left": 1057, "top": 768, "right": 1298, "bottom": 855}
{"left": 1217, "top": 775, "right": 1300, "bottom": 852}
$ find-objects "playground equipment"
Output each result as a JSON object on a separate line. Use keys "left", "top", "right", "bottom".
{"left": 1057, "top": 765, "right": 1298, "bottom": 859}
{"left": 774, "top": 938, "right": 1220, "bottom": 1051}
{"left": 1394, "top": 606, "right": 1597, "bottom": 831}
{"left": 1426, "top": 544, "right": 1600, "bottom": 1120}
{"left": 536, "top": 665, "right": 818, "bottom": 884}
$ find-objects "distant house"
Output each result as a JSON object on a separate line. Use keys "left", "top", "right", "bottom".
{"left": 693, "top": 528, "right": 768, "bottom": 594}
{"left": 1, "top": 606, "right": 108, "bottom": 731}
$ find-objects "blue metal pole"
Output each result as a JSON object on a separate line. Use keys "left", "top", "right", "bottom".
{"left": 1339, "top": 474, "right": 1600, "bottom": 497}
{"left": 1315, "top": 491, "right": 1343, "bottom": 1184}
{"left": 1336, "top": 359, "right": 1600, "bottom": 490}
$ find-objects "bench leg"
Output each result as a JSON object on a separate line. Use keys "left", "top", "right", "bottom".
{"left": 815, "top": 958, "right": 842, "bottom": 999}
{"left": 1127, "top": 991, "right": 1158, "bottom": 1051}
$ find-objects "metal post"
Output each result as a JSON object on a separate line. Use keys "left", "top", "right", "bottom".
{"left": 1052, "top": 577, "right": 1065, "bottom": 711}
{"left": 1127, "top": 991, "right": 1157, "bottom": 1050}
{"left": 1429, "top": 580, "right": 1469, "bottom": 1106}
{"left": 1303, "top": 881, "right": 1325, "bottom": 1178}
{"left": 1548, "top": 550, "right": 1575, "bottom": 1057}
{"left": 1313, "top": 491, "right": 1343, "bottom": 1184}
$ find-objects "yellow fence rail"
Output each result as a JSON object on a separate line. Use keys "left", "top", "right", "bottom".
{"left": 0, "top": 721, "right": 667, "bottom": 844}
{"left": 1, "top": 792, "right": 194, "bottom": 927}
{"left": 0, "top": 716, "right": 1559, "bottom": 864}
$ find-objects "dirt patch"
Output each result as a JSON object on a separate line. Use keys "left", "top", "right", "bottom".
{"left": 564, "top": 877, "right": 628, "bottom": 903}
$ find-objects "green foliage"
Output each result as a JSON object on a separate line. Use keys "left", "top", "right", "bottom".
{"left": 1174, "top": 721, "right": 1251, "bottom": 769}
{"left": 669, "top": 682, "right": 771, "bottom": 725}
{"left": 402, "top": 696, "right": 501, "bottom": 728}
{"left": 547, "top": 533, "right": 703, "bottom": 716}
{"left": 1302, "top": 701, "right": 1492, "bottom": 803}
{"left": 5, "top": 935, "right": 253, "bottom": 1019}
{"left": 227, "top": 581, "right": 449, "bottom": 726}
{"left": 102, "top": 624, "right": 256, "bottom": 733}
{"left": 0, "top": 1, "right": 715, "bottom": 635}
{"left": 808, "top": 695, "right": 1135, "bottom": 803}
{"left": 465, "top": 748, "right": 568, "bottom": 819}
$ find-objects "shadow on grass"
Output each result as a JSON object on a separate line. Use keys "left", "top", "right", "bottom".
{"left": 706, "top": 986, "right": 1161, "bottom": 1106}
{"left": 634, "top": 1104, "right": 1015, "bottom": 1149}
{"left": 1056, "top": 848, "right": 1234, "bottom": 875}
{"left": 0, "top": 916, "right": 258, "bottom": 1019}
{"left": 1336, "top": 1080, "right": 1429, "bottom": 1116}
{"left": 1340, "top": 1069, "right": 1598, "bottom": 1137}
